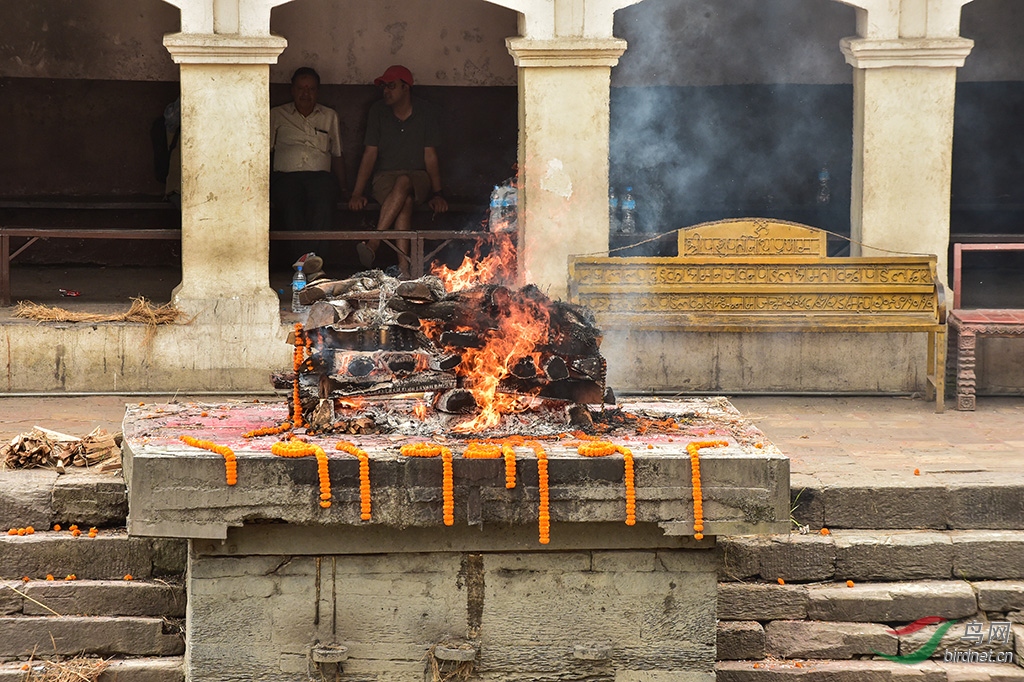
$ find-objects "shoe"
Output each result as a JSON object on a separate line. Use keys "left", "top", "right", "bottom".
{"left": 293, "top": 253, "right": 323, "bottom": 274}
{"left": 356, "top": 242, "right": 375, "bottom": 268}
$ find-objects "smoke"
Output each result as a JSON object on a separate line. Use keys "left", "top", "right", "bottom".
{"left": 608, "top": 0, "right": 856, "bottom": 240}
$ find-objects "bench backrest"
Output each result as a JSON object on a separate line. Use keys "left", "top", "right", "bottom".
{"left": 569, "top": 218, "right": 941, "bottom": 321}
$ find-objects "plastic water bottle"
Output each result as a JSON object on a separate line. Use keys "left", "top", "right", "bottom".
{"left": 291, "top": 264, "right": 307, "bottom": 314}
{"left": 608, "top": 188, "right": 620, "bottom": 233}
{"left": 620, "top": 187, "right": 637, "bottom": 234}
{"left": 488, "top": 186, "right": 502, "bottom": 231}
{"left": 817, "top": 166, "right": 831, "bottom": 205}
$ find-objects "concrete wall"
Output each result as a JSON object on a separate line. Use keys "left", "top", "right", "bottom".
{"left": 187, "top": 529, "right": 719, "bottom": 681}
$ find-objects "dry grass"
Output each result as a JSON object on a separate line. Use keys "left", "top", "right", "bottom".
{"left": 23, "top": 657, "right": 109, "bottom": 682}
{"left": 13, "top": 297, "right": 185, "bottom": 325}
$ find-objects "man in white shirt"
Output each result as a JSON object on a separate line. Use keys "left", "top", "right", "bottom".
{"left": 270, "top": 67, "right": 346, "bottom": 233}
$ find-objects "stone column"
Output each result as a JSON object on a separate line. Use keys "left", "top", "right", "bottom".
{"left": 163, "top": 33, "right": 286, "bottom": 323}
{"left": 506, "top": 38, "right": 626, "bottom": 300}
{"left": 843, "top": 37, "right": 972, "bottom": 285}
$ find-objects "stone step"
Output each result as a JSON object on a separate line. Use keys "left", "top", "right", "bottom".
{"left": 719, "top": 580, "right": 1024, "bottom": 624}
{"left": 0, "top": 657, "right": 183, "bottom": 682}
{"left": 789, "top": 473, "right": 1024, "bottom": 531}
{"left": 0, "top": 615, "right": 184, "bottom": 658}
{"left": 0, "top": 470, "right": 127, "bottom": 530}
{"left": 0, "top": 530, "right": 185, "bottom": 581}
{"left": 720, "top": 530, "right": 1024, "bottom": 583}
{"left": 717, "top": 659, "right": 1024, "bottom": 681}
{"left": 718, "top": 620, "right": 1023, "bottom": 662}
{"left": 1, "top": 578, "right": 185, "bottom": 617}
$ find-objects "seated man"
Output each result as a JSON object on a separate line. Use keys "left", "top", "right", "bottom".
{"left": 348, "top": 65, "right": 448, "bottom": 275}
{"left": 270, "top": 67, "right": 346, "bottom": 237}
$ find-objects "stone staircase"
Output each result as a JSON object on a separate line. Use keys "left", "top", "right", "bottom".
{"left": 716, "top": 478, "right": 1024, "bottom": 681}
{"left": 0, "top": 470, "right": 185, "bottom": 682}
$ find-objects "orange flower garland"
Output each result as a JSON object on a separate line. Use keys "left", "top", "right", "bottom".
{"left": 530, "top": 440, "right": 550, "bottom": 544}
{"left": 335, "top": 441, "right": 372, "bottom": 520}
{"left": 401, "top": 443, "right": 455, "bottom": 526}
{"left": 576, "top": 441, "right": 636, "bottom": 526}
{"left": 686, "top": 440, "right": 728, "bottom": 540}
{"left": 292, "top": 323, "right": 305, "bottom": 428}
{"left": 270, "top": 440, "right": 331, "bottom": 508}
{"left": 179, "top": 435, "right": 237, "bottom": 485}
{"left": 243, "top": 421, "right": 293, "bottom": 438}
{"left": 463, "top": 442, "right": 501, "bottom": 458}
{"left": 502, "top": 443, "right": 516, "bottom": 489}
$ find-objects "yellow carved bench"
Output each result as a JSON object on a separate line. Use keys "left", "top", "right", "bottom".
{"left": 568, "top": 218, "right": 947, "bottom": 412}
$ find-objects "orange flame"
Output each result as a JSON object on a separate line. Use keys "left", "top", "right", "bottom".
{"left": 433, "top": 232, "right": 516, "bottom": 292}
{"left": 336, "top": 397, "right": 365, "bottom": 410}
{"left": 451, "top": 292, "right": 550, "bottom": 433}
{"left": 413, "top": 401, "right": 427, "bottom": 420}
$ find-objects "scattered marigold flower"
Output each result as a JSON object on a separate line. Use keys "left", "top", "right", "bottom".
{"left": 7, "top": 528, "right": 17, "bottom": 536}
{"left": 754, "top": 442, "right": 764, "bottom": 449}
{"left": 65, "top": 574, "right": 76, "bottom": 581}
{"left": 21, "top": 664, "right": 29, "bottom": 671}
{"left": 914, "top": 468, "right": 920, "bottom": 476}
{"left": 777, "top": 577, "right": 786, "bottom": 585}
{"left": 69, "top": 525, "right": 79, "bottom": 532}
{"left": 71, "top": 529, "right": 81, "bottom": 537}
{"left": 200, "top": 411, "right": 209, "bottom": 417}
{"left": 123, "top": 574, "right": 134, "bottom": 581}
{"left": 21, "top": 576, "right": 30, "bottom": 582}
{"left": 794, "top": 662, "right": 803, "bottom": 668}
{"left": 17, "top": 528, "right": 26, "bottom": 536}
{"left": 25, "top": 526, "right": 34, "bottom": 535}
{"left": 846, "top": 580, "right": 855, "bottom": 588}
{"left": 647, "top": 444, "right": 654, "bottom": 449}
{"left": 45, "top": 574, "right": 54, "bottom": 581}
{"left": 819, "top": 527, "right": 831, "bottom": 535}
{"left": 53, "top": 524, "right": 61, "bottom": 532}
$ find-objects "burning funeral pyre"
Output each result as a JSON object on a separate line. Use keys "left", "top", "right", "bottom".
{"left": 274, "top": 251, "right": 608, "bottom": 437}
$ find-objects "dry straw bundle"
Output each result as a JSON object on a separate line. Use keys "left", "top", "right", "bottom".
{"left": 14, "top": 297, "right": 184, "bottom": 325}
{"left": 23, "top": 657, "right": 109, "bottom": 682}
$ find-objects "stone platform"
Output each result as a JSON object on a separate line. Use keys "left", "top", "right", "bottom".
{"left": 122, "top": 397, "right": 789, "bottom": 682}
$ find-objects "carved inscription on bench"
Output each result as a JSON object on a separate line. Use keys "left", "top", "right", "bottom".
{"left": 678, "top": 218, "right": 828, "bottom": 257}
{"left": 579, "top": 293, "right": 938, "bottom": 314}
{"left": 573, "top": 264, "right": 935, "bottom": 287}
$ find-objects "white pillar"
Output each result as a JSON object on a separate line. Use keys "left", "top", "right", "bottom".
{"left": 506, "top": 38, "right": 626, "bottom": 300}
{"left": 843, "top": 37, "right": 972, "bottom": 285}
{"left": 164, "top": 33, "right": 286, "bottom": 323}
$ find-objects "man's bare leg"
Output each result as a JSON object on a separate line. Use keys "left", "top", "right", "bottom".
{"left": 368, "top": 175, "right": 413, "bottom": 254}
{"left": 394, "top": 197, "right": 414, "bottom": 276}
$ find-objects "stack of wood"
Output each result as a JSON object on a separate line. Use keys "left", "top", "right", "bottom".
{"left": 1, "top": 426, "right": 121, "bottom": 471}
{"left": 277, "top": 272, "right": 607, "bottom": 415}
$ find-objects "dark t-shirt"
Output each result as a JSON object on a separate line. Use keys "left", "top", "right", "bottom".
{"left": 364, "top": 97, "right": 441, "bottom": 172}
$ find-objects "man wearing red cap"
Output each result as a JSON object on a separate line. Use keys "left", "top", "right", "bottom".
{"left": 348, "top": 65, "right": 448, "bottom": 275}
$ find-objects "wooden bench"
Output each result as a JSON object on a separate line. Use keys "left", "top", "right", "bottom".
{"left": 0, "top": 226, "right": 494, "bottom": 306}
{"left": 568, "top": 218, "right": 948, "bottom": 412}
{"left": 947, "top": 242, "right": 1024, "bottom": 410}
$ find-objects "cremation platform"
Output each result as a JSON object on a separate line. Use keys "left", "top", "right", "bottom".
{"left": 123, "top": 397, "right": 788, "bottom": 682}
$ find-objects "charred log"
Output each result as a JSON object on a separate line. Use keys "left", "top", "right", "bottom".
{"left": 434, "top": 388, "right": 478, "bottom": 414}
{"left": 543, "top": 356, "right": 569, "bottom": 381}
{"left": 511, "top": 356, "right": 537, "bottom": 379}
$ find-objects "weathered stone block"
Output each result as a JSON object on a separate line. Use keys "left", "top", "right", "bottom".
{"left": 719, "top": 537, "right": 767, "bottom": 580}
{"left": 0, "top": 615, "right": 183, "bottom": 658}
{"left": 821, "top": 485, "right": 949, "bottom": 529}
{"left": 806, "top": 581, "right": 978, "bottom": 622}
{"left": 0, "top": 470, "right": 56, "bottom": 530}
{"left": 0, "top": 535, "right": 162, "bottom": 580}
{"left": 765, "top": 620, "right": 897, "bottom": 659}
{"left": 833, "top": 530, "right": 953, "bottom": 581}
{"left": 22, "top": 580, "right": 185, "bottom": 617}
{"left": 900, "top": 616, "right": 1013, "bottom": 661}
{"left": 789, "top": 478, "right": 824, "bottom": 529}
{"left": 51, "top": 473, "right": 127, "bottom": 527}
{"left": 758, "top": 534, "right": 835, "bottom": 582}
{"left": 976, "top": 581, "right": 1024, "bottom": 613}
{"left": 952, "top": 531, "right": 1024, "bottom": 580}
{"left": 717, "top": 582, "right": 809, "bottom": 621}
{"left": 592, "top": 550, "right": 657, "bottom": 572}
{"left": 0, "top": 658, "right": 183, "bottom": 682}
{"left": 0, "top": 582, "right": 23, "bottom": 615}
{"left": 947, "top": 484, "right": 1024, "bottom": 530}
{"left": 716, "top": 621, "right": 765, "bottom": 661}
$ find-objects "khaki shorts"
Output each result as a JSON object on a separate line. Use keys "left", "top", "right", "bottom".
{"left": 371, "top": 170, "right": 431, "bottom": 205}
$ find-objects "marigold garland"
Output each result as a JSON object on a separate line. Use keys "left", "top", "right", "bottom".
{"left": 576, "top": 441, "right": 636, "bottom": 526}
{"left": 501, "top": 443, "right": 516, "bottom": 489}
{"left": 179, "top": 435, "right": 238, "bottom": 485}
{"left": 530, "top": 440, "right": 550, "bottom": 544}
{"left": 686, "top": 440, "right": 728, "bottom": 540}
{"left": 463, "top": 442, "right": 501, "bottom": 458}
{"left": 243, "top": 421, "right": 293, "bottom": 438}
{"left": 335, "top": 441, "right": 372, "bottom": 520}
{"left": 292, "top": 323, "right": 306, "bottom": 428}
{"left": 401, "top": 443, "right": 454, "bottom": 525}
{"left": 270, "top": 440, "right": 331, "bottom": 508}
